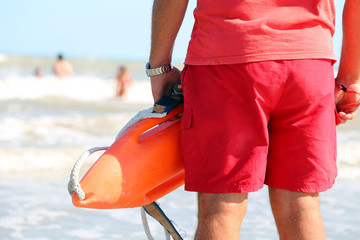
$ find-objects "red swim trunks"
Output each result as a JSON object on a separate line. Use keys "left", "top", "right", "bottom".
{"left": 180, "top": 60, "right": 337, "bottom": 193}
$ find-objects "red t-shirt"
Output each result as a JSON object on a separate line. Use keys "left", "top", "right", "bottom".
{"left": 185, "top": 0, "right": 336, "bottom": 65}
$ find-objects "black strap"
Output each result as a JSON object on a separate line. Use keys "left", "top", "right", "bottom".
{"left": 152, "top": 82, "right": 184, "bottom": 114}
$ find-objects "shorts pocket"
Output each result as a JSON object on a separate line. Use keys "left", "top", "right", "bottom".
{"left": 181, "top": 108, "right": 192, "bottom": 129}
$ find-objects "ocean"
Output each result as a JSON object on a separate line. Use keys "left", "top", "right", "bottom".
{"left": 0, "top": 54, "right": 359, "bottom": 240}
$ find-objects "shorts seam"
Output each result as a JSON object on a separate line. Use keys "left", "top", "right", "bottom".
{"left": 265, "top": 181, "right": 335, "bottom": 193}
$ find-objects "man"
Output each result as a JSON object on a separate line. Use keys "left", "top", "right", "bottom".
{"left": 147, "top": 0, "right": 360, "bottom": 239}
{"left": 53, "top": 53, "right": 74, "bottom": 78}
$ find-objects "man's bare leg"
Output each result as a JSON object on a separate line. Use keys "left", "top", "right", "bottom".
{"left": 269, "top": 187, "right": 326, "bottom": 240}
{"left": 194, "top": 192, "right": 248, "bottom": 240}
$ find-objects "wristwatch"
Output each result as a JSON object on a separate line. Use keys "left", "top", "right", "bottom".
{"left": 146, "top": 62, "right": 172, "bottom": 77}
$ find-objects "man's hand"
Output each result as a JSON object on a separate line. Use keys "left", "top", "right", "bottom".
{"left": 150, "top": 67, "right": 181, "bottom": 103}
{"left": 335, "top": 0, "right": 360, "bottom": 124}
{"left": 335, "top": 81, "right": 360, "bottom": 124}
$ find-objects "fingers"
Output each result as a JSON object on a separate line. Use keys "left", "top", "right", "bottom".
{"left": 334, "top": 81, "right": 360, "bottom": 124}
{"left": 338, "top": 111, "right": 357, "bottom": 124}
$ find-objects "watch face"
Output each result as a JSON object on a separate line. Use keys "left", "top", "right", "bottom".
{"left": 146, "top": 62, "right": 150, "bottom": 69}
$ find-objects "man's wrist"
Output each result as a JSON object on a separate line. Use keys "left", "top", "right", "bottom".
{"left": 146, "top": 62, "right": 172, "bottom": 77}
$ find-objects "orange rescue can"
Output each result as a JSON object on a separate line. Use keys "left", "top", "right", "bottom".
{"left": 72, "top": 105, "right": 184, "bottom": 209}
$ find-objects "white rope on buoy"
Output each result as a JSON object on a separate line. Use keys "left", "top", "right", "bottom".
{"left": 115, "top": 107, "right": 166, "bottom": 140}
{"left": 68, "top": 146, "right": 109, "bottom": 200}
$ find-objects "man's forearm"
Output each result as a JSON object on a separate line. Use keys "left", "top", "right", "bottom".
{"left": 337, "top": 0, "right": 360, "bottom": 84}
{"left": 149, "top": 0, "right": 188, "bottom": 67}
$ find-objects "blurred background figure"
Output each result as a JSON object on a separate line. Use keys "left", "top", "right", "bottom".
{"left": 34, "top": 68, "right": 43, "bottom": 78}
{"left": 53, "top": 53, "right": 74, "bottom": 78}
{"left": 115, "top": 65, "right": 132, "bottom": 98}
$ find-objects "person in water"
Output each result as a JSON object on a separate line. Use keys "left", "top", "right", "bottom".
{"left": 34, "top": 68, "right": 43, "bottom": 78}
{"left": 53, "top": 54, "right": 74, "bottom": 78}
{"left": 147, "top": 0, "right": 360, "bottom": 239}
{"left": 115, "top": 65, "right": 132, "bottom": 98}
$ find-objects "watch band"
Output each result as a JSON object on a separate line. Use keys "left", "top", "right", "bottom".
{"left": 146, "top": 62, "right": 172, "bottom": 77}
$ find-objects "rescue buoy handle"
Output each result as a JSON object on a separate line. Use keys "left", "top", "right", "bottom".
{"left": 68, "top": 146, "right": 109, "bottom": 200}
{"left": 131, "top": 104, "right": 184, "bottom": 141}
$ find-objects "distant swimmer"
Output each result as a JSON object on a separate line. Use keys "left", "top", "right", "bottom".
{"left": 34, "top": 68, "right": 43, "bottom": 78}
{"left": 53, "top": 54, "right": 74, "bottom": 78}
{"left": 115, "top": 65, "right": 132, "bottom": 98}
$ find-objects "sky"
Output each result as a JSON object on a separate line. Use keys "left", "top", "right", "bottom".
{"left": 0, "top": 0, "right": 345, "bottom": 63}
